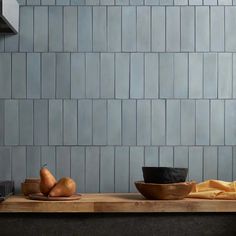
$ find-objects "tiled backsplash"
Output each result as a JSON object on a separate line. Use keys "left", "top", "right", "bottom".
{"left": 0, "top": 1, "right": 236, "bottom": 193}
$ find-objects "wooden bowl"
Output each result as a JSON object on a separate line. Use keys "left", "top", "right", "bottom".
{"left": 21, "top": 179, "right": 41, "bottom": 196}
{"left": 135, "top": 181, "right": 195, "bottom": 200}
{"left": 142, "top": 167, "right": 188, "bottom": 184}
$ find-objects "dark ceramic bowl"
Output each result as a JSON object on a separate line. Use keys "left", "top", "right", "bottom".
{"left": 142, "top": 167, "right": 188, "bottom": 184}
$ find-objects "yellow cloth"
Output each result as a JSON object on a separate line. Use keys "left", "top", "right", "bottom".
{"left": 188, "top": 179, "right": 236, "bottom": 200}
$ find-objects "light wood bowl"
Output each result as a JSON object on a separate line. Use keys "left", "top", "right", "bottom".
{"left": 21, "top": 179, "right": 41, "bottom": 196}
{"left": 135, "top": 181, "right": 195, "bottom": 200}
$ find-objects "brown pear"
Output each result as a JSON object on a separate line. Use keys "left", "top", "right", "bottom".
{"left": 40, "top": 166, "right": 57, "bottom": 196}
{"left": 49, "top": 177, "right": 76, "bottom": 197}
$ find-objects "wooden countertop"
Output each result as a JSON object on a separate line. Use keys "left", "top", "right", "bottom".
{"left": 0, "top": 194, "right": 236, "bottom": 213}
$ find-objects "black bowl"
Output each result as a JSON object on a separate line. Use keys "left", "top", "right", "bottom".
{"left": 142, "top": 167, "right": 188, "bottom": 184}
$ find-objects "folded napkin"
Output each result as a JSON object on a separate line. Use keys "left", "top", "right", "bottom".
{"left": 188, "top": 179, "right": 236, "bottom": 200}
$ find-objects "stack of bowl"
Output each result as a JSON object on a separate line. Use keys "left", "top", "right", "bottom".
{"left": 135, "top": 167, "right": 195, "bottom": 200}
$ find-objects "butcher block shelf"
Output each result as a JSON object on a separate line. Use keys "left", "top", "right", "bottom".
{"left": 0, "top": 194, "right": 236, "bottom": 213}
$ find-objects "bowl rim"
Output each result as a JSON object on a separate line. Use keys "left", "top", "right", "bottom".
{"left": 135, "top": 180, "right": 195, "bottom": 186}
{"left": 142, "top": 167, "right": 188, "bottom": 171}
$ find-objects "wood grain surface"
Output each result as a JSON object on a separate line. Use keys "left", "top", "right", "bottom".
{"left": 0, "top": 194, "right": 236, "bottom": 213}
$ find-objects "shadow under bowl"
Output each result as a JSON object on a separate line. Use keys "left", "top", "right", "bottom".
{"left": 142, "top": 167, "right": 188, "bottom": 184}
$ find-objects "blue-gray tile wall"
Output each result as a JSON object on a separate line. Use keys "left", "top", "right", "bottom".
{"left": 1, "top": 1, "right": 236, "bottom": 193}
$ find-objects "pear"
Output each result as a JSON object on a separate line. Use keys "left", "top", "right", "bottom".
{"left": 40, "top": 165, "right": 57, "bottom": 196}
{"left": 49, "top": 177, "right": 76, "bottom": 197}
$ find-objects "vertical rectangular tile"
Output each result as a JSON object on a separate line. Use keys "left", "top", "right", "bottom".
{"left": 27, "top": 0, "right": 40, "bottom": 4}
{"left": 130, "top": 0, "right": 143, "bottom": 4}
{"left": 78, "top": 100, "right": 92, "bottom": 145}
{"left": 86, "top": 0, "right": 99, "bottom": 5}
{"left": 64, "top": 100, "right": 77, "bottom": 145}
{"left": 152, "top": 7, "right": 165, "bottom": 51}
{"left": 108, "top": 100, "right": 121, "bottom": 145}
{"left": 27, "top": 53, "right": 41, "bottom": 98}
{"left": 71, "top": 147, "right": 85, "bottom": 193}
{"left": 137, "top": 100, "right": 151, "bottom": 145}
{"left": 101, "top": 53, "right": 115, "bottom": 98}
{"left": 189, "top": 147, "right": 203, "bottom": 183}
{"left": 174, "top": 147, "right": 188, "bottom": 169}
{"left": 93, "top": 7, "right": 107, "bottom": 51}
{"left": 115, "top": 53, "right": 129, "bottom": 99}
{"left": 225, "top": 7, "right": 236, "bottom": 51}
{"left": 225, "top": 100, "right": 236, "bottom": 145}
{"left": 49, "top": 100, "right": 63, "bottom": 145}
{"left": 181, "top": 7, "right": 194, "bottom": 52}
{"left": 5, "top": 100, "right": 19, "bottom": 145}
{"left": 86, "top": 147, "right": 100, "bottom": 193}
{"left": 64, "top": 6, "right": 77, "bottom": 52}
{"left": 137, "top": 6, "right": 150, "bottom": 51}
{"left": 130, "top": 147, "right": 144, "bottom": 192}
{"left": 93, "top": 100, "right": 107, "bottom": 145}
{"left": 108, "top": 7, "right": 121, "bottom": 51}
{"left": 78, "top": 7, "right": 92, "bottom": 51}
{"left": 12, "top": 53, "right": 26, "bottom": 98}
{"left": 211, "top": 100, "right": 225, "bottom": 145}
{"left": 218, "top": 53, "right": 232, "bottom": 98}
{"left": 0, "top": 53, "right": 11, "bottom": 98}
{"left": 115, "top": 147, "right": 129, "bottom": 192}
{"left": 211, "top": 7, "right": 224, "bottom": 51}
{"left": 19, "top": 100, "right": 33, "bottom": 145}
{"left": 0, "top": 147, "right": 11, "bottom": 180}
{"left": 152, "top": 100, "right": 165, "bottom": 145}
{"left": 203, "top": 147, "right": 217, "bottom": 180}
{"left": 56, "top": 147, "right": 71, "bottom": 179}
{"left": 116, "top": 0, "right": 129, "bottom": 4}
{"left": 100, "top": 147, "right": 115, "bottom": 193}
{"left": 189, "top": 53, "right": 203, "bottom": 98}
{"left": 233, "top": 54, "right": 236, "bottom": 98}
{"left": 166, "top": 7, "right": 180, "bottom": 51}
{"left": 122, "top": 100, "right": 136, "bottom": 145}
{"left": 56, "top": 53, "right": 70, "bottom": 98}
{"left": 196, "top": 100, "right": 210, "bottom": 145}
{"left": 159, "top": 147, "right": 174, "bottom": 167}
{"left": 218, "top": 0, "right": 232, "bottom": 4}
{"left": 12, "top": 147, "right": 26, "bottom": 193}
{"left": 49, "top": 6, "right": 63, "bottom": 51}
{"left": 71, "top": 53, "right": 85, "bottom": 98}
{"left": 218, "top": 147, "right": 233, "bottom": 181}
{"left": 145, "top": 147, "right": 159, "bottom": 167}
{"left": 42, "top": 0, "right": 55, "bottom": 4}
{"left": 196, "top": 7, "right": 209, "bottom": 51}
{"left": 167, "top": 100, "right": 180, "bottom": 145}
{"left": 34, "top": 6, "right": 48, "bottom": 52}
{"left": 145, "top": 53, "right": 158, "bottom": 98}
{"left": 0, "top": 36, "right": 4, "bottom": 52}
{"left": 203, "top": 53, "right": 217, "bottom": 98}
{"left": 0, "top": 101, "right": 4, "bottom": 145}
{"left": 41, "top": 147, "right": 56, "bottom": 177}
{"left": 174, "top": 53, "right": 188, "bottom": 98}
{"left": 20, "top": 6, "right": 33, "bottom": 52}
{"left": 204, "top": 0, "right": 217, "bottom": 4}
{"left": 56, "top": 0, "right": 70, "bottom": 4}
{"left": 181, "top": 100, "right": 195, "bottom": 145}
{"left": 86, "top": 53, "right": 99, "bottom": 98}
{"left": 122, "top": 6, "right": 136, "bottom": 52}
{"left": 233, "top": 147, "right": 236, "bottom": 180}
{"left": 160, "top": 53, "right": 174, "bottom": 98}
{"left": 5, "top": 34, "right": 19, "bottom": 52}
{"left": 34, "top": 100, "right": 49, "bottom": 145}
{"left": 26, "top": 147, "right": 40, "bottom": 178}
{"left": 130, "top": 53, "right": 144, "bottom": 98}
{"left": 42, "top": 53, "right": 56, "bottom": 98}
